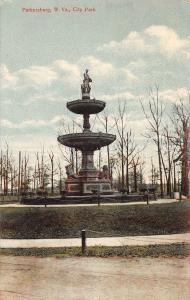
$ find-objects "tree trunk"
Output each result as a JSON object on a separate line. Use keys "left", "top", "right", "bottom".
{"left": 181, "top": 127, "right": 189, "bottom": 195}
{"left": 134, "top": 164, "right": 137, "bottom": 192}
{"left": 157, "top": 135, "right": 164, "bottom": 198}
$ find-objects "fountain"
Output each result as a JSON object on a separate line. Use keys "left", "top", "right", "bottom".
{"left": 58, "top": 70, "right": 116, "bottom": 195}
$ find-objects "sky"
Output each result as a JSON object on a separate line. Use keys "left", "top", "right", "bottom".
{"left": 0, "top": 0, "right": 190, "bottom": 177}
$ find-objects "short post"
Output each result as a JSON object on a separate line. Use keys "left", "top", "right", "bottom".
{"left": 44, "top": 192, "right": 47, "bottom": 207}
{"left": 81, "top": 229, "right": 86, "bottom": 254}
{"left": 154, "top": 192, "right": 157, "bottom": 201}
{"left": 144, "top": 190, "right": 149, "bottom": 205}
{"left": 97, "top": 191, "right": 101, "bottom": 206}
{"left": 146, "top": 194, "right": 149, "bottom": 205}
{"left": 179, "top": 191, "right": 182, "bottom": 202}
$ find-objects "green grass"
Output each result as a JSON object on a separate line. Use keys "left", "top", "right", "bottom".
{"left": 0, "top": 243, "right": 189, "bottom": 258}
{"left": 0, "top": 201, "right": 189, "bottom": 239}
{"left": 0, "top": 195, "right": 19, "bottom": 204}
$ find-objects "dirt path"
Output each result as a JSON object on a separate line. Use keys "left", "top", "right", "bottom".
{"left": 0, "top": 256, "right": 189, "bottom": 300}
{"left": 1, "top": 233, "right": 190, "bottom": 248}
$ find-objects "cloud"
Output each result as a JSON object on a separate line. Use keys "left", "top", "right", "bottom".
{"left": 23, "top": 92, "right": 65, "bottom": 106}
{"left": 95, "top": 26, "right": 189, "bottom": 97}
{"left": 97, "top": 30, "right": 153, "bottom": 55}
{"left": 2, "top": 134, "right": 59, "bottom": 158}
{"left": 0, "top": 60, "right": 81, "bottom": 91}
{"left": 145, "top": 25, "right": 190, "bottom": 58}
{"left": 0, "top": 0, "right": 12, "bottom": 7}
{"left": 50, "top": 114, "right": 69, "bottom": 125}
{"left": 53, "top": 60, "right": 81, "bottom": 87}
{"left": 0, "top": 64, "right": 18, "bottom": 89}
{"left": 0, "top": 64, "right": 57, "bottom": 90}
{"left": 0, "top": 119, "right": 47, "bottom": 129}
{"left": 99, "top": 91, "right": 135, "bottom": 102}
{"left": 17, "top": 66, "right": 58, "bottom": 87}
{"left": 1, "top": 55, "right": 139, "bottom": 104}
{"left": 98, "top": 25, "right": 190, "bottom": 59}
{"left": 160, "top": 88, "right": 190, "bottom": 103}
{"left": 79, "top": 55, "right": 114, "bottom": 77}
{"left": 0, "top": 119, "right": 14, "bottom": 129}
{"left": 53, "top": 60, "right": 80, "bottom": 77}
{"left": 78, "top": 55, "right": 138, "bottom": 94}
{"left": 128, "top": 118, "right": 148, "bottom": 133}
{"left": 122, "top": 68, "right": 138, "bottom": 82}
{"left": 0, "top": 114, "right": 68, "bottom": 129}
{"left": 127, "top": 59, "right": 146, "bottom": 70}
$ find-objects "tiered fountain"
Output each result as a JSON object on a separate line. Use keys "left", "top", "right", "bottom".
{"left": 58, "top": 70, "right": 116, "bottom": 195}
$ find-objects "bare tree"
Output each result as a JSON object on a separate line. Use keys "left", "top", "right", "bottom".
{"left": 57, "top": 159, "right": 63, "bottom": 194}
{"left": 140, "top": 86, "right": 164, "bottom": 197}
{"left": 23, "top": 153, "right": 29, "bottom": 192}
{"left": 18, "top": 151, "right": 21, "bottom": 198}
{"left": 58, "top": 120, "right": 80, "bottom": 173}
{"left": 35, "top": 148, "right": 48, "bottom": 191}
{"left": 114, "top": 101, "right": 140, "bottom": 191}
{"left": 0, "top": 150, "right": 3, "bottom": 193}
{"left": 161, "top": 126, "right": 175, "bottom": 197}
{"left": 123, "top": 130, "right": 138, "bottom": 193}
{"left": 97, "top": 111, "right": 115, "bottom": 173}
{"left": 171, "top": 97, "right": 190, "bottom": 196}
{"left": 48, "top": 150, "right": 58, "bottom": 194}
{"left": 131, "top": 156, "right": 141, "bottom": 192}
{"left": 114, "top": 101, "right": 127, "bottom": 189}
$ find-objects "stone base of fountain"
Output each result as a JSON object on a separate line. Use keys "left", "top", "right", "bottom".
{"left": 65, "top": 177, "right": 113, "bottom": 195}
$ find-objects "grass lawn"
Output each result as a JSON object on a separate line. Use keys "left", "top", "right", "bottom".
{"left": 0, "top": 201, "right": 189, "bottom": 239}
{"left": 0, "top": 243, "right": 189, "bottom": 258}
{"left": 0, "top": 195, "right": 19, "bottom": 204}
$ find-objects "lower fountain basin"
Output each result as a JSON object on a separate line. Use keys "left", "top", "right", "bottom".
{"left": 58, "top": 132, "right": 116, "bottom": 151}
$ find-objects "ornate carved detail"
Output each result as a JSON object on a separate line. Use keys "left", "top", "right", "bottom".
{"left": 99, "top": 165, "right": 110, "bottom": 180}
{"left": 65, "top": 164, "right": 78, "bottom": 179}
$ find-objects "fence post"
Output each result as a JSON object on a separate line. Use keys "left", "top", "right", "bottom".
{"left": 144, "top": 190, "right": 149, "bottom": 205}
{"left": 179, "top": 191, "right": 182, "bottom": 202}
{"left": 146, "top": 194, "right": 149, "bottom": 205}
{"left": 81, "top": 229, "right": 86, "bottom": 254}
{"left": 98, "top": 191, "right": 101, "bottom": 206}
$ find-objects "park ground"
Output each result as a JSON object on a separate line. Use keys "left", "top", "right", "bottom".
{"left": 0, "top": 200, "right": 190, "bottom": 239}
{"left": 0, "top": 199, "right": 190, "bottom": 299}
{"left": 0, "top": 255, "right": 189, "bottom": 300}
{"left": 0, "top": 199, "right": 190, "bottom": 256}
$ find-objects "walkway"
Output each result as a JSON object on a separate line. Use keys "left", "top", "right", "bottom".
{"left": 0, "top": 198, "right": 178, "bottom": 208}
{"left": 1, "top": 233, "right": 189, "bottom": 248}
{"left": 1, "top": 256, "right": 189, "bottom": 300}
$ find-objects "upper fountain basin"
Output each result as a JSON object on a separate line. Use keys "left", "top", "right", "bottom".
{"left": 67, "top": 99, "right": 105, "bottom": 114}
{"left": 57, "top": 132, "right": 116, "bottom": 151}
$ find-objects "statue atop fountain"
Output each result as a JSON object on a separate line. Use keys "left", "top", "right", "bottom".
{"left": 81, "top": 69, "right": 92, "bottom": 99}
{"left": 58, "top": 70, "right": 116, "bottom": 195}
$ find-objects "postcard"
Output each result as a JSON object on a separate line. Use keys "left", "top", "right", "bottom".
{"left": 0, "top": 1, "right": 189, "bottom": 299}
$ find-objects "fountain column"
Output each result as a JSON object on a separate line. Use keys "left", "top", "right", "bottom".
{"left": 83, "top": 114, "right": 90, "bottom": 132}
{"left": 81, "top": 113, "right": 96, "bottom": 173}
{"left": 81, "top": 151, "right": 95, "bottom": 170}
